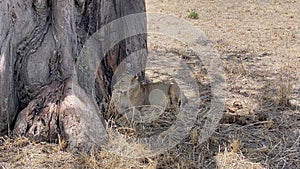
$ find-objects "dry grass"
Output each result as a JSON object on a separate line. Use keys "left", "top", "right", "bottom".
{"left": 0, "top": 137, "right": 76, "bottom": 168}
{"left": 215, "top": 150, "right": 264, "bottom": 169}
{"left": 0, "top": 136, "right": 157, "bottom": 169}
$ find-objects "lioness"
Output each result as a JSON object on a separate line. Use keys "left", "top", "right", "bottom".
{"left": 128, "top": 76, "right": 186, "bottom": 109}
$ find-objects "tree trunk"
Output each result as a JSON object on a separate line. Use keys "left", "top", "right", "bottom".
{"left": 0, "top": 0, "right": 147, "bottom": 152}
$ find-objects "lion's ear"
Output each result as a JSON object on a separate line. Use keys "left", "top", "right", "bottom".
{"left": 131, "top": 75, "right": 139, "bottom": 83}
{"left": 130, "top": 75, "right": 142, "bottom": 90}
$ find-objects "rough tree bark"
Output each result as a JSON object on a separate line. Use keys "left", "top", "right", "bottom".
{"left": 0, "top": 0, "right": 147, "bottom": 152}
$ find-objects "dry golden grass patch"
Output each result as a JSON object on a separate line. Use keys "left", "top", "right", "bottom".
{"left": 0, "top": 136, "right": 157, "bottom": 169}
{"left": 215, "top": 150, "right": 264, "bottom": 169}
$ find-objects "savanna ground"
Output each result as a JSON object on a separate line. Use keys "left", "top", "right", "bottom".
{"left": 1, "top": 0, "right": 299, "bottom": 168}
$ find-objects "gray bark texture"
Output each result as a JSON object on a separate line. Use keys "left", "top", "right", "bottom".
{"left": 0, "top": 0, "right": 147, "bottom": 152}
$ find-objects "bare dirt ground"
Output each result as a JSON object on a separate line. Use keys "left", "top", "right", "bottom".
{"left": 1, "top": 0, "right": 299, "bottom": 168}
